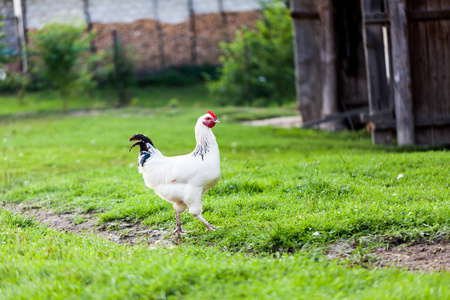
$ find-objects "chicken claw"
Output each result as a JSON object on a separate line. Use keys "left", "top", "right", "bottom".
{"left": 172, "top": 228, "right": 187, "bottom": 236}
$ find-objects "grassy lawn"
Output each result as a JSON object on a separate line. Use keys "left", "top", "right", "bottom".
{"left": 1, "top": 85, "right": 449, "bottom": 298}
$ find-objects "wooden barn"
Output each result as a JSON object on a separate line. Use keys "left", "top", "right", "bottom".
{"left": 290, "top": 0, "right": 450, "bottom": 147}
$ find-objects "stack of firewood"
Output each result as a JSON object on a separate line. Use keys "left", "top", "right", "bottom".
{"left": 90, "top": 10, "right": 262, "bottom": 72}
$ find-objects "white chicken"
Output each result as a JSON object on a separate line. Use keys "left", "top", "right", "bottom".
{"left": 129, "top": 110, "right": 220, "bottom": 235}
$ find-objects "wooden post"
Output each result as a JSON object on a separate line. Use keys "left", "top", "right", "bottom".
{"left": 218, "top": 0, "right": 230, "bottom": 42}
{"left": 318, "top": 0, "right": 340, "bottom": 130}
{"left": 360, "top": 0, "right": 394, "bottom": 145}
{"left": 243, "top": 31, "right": 252, "bottom": 106}
{"left": 188, "top": 0, "right": 197, "bottom": 65}
{"left": 153, "top": 0, "right": 166, "bottom": 69}
{"left": 290, "top": 0, "right": 322, "bottom": 123}
{"left": 112, "top": 29, "right": 127, "bottom": 107}
{"left": 388, "top": 0, "right": 415, "bottom": 145}
{"left": 20, "top": 0, "right": 27, "bottom": 45}
{"left": 82, "top": 0, "right": 96, "bottom": 53}
{"left": 13, "top": 0, "right": 28, "bottom": 73}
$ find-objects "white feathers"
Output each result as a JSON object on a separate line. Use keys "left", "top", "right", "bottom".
{"left": 137, "top": 113, "right": 221, "bottom": 217}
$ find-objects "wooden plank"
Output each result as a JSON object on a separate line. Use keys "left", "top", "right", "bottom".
{"left": 302, "top": 107, "right": 369, "bottom": 128}
{"left": 290, "top": 0, "right": 322, "bottom": 123}
{"left": 334, "top": 0, "right": 369, "bottom": 129}
{"left": 429, "top": 0, "right": 450, "bottom": 145}
{"left": 408, "top": 9, "right": 450, "bottom": 21}
{"left": 360, "top": 0, "right": 394, "bottom": 145}
{"left": 389, "top": 0, "right": 415, "bottom": 145}
{"left": 407, "top": 0, "right": 450, "bottom": 146}
{"left": 290, "top": 12, "right": 319, "bottom": 19}
{"left": 408, "top": 10, "right": 430, "bottom": 121}
{"left": 318, "top": 0, "right": 340, "bottom": 129}
{"left": 363, "top": 12, "right": 390, "bottom": 24}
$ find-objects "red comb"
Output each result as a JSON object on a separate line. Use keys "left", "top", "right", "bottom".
{"left": 207, "top": 110, "right": 217, "bottom": 120}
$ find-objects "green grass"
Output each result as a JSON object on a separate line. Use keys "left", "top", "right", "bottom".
{"left": 1, "top": 211, "right": 450, "bottom": 299}
{"left": 1, "top": 85, "right": 450, "bottom": 298}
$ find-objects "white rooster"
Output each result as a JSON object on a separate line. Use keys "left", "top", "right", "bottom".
{"left": 129, "top": 110, "right": 220, "bottom": 235}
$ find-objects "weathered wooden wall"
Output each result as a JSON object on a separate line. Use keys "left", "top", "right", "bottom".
{"left": 293, "top": 0, "right": 450, "bottom": 146}
{"left": 360, "top": 0, "right": 450, "bottom": 146}
{"left": 291, "top": 0, "right": 368, "bottom": 128}
{"left": 334, "top": 0, "right": 368, "bottom": 130}
{"left": 406, "top": 0, "right": 450, "bottom": 146}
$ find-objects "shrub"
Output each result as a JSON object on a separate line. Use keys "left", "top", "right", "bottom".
{"left": 208, "top": 0, "right": 295, "bottom": 107}
{"left": 97, "top": 37, "right": 136, "bottom": 107}
{"left": 29, "top": 22, "right": 97, "bottom": 109}
{"left": 0, "top": 71, "right": 30, "bottom": 103}
{"left": 138, "top": 64, "right": 219, "bottom": 87}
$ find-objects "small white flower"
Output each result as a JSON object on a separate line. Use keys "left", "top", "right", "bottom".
{"left": 90, "top": 139, "right": 96, "bottom": 144}
{"left": 76, "top": 159, "right": 80, "bottom": 164}
{"left": 312, "top": 232, "right": 320, "bottom": 237}
{"left": 397, "top": 174, "right": 404, "bottom": 180}
{"left": 408, "top": 212, "right": 412, "bottom": 216}
{"left": 231, "top": 142, "right": 237, "bottom": 148}
{"left": 393, "top": 193, "right": 397, "bottom": 196}
{"left": 18, "top": 152, "right": 23, "bottom": 157}
{"left": 2, "top": 138, "right": 7, "bottom": 143}
{"left": 257, "top": 76, "right": 267, "bottom": 82}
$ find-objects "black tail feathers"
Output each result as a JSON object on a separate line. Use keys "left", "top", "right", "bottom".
{"left": 129, "top": 134, "right": 155, "bottom": 152}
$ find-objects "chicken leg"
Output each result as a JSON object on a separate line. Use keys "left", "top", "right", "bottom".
{"left": 172, "top": 210, "right": 186, "bottom": 235}
{"left": 195, "top": 215, "right": 216, "bottom": 231}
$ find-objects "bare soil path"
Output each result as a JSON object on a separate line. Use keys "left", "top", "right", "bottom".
{"left": 2, "top": 203, "right": 450, "bottom": 271}
{"left": 2, "top": 203, "right": 174, "bottom": 248}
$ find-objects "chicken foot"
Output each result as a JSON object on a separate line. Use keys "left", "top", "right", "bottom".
{"left": 172, "top": 210, "right": 186, "bottom": 235}
{"left": 195, "top": 215, "right": 216, "bottom": 231}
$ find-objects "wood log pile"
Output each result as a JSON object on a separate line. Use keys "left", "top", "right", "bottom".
{"left": 91, "top": 10, "right": 262, "bottom": 72}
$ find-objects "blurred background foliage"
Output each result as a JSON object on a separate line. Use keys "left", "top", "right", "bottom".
{"left": 0, "top": 0, "right": 294, "bottom": 108}
{"left": 207, "top": 0, "right": 295, "bottom": 107}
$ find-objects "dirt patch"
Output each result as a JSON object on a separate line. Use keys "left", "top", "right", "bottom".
{"left": 2, "top": 203, "right": 174, "bottom": 248}
{"left": 3, "top": 203, "right": 450, "bottom": 271}
{"left": 375, "top": 242, "right": 450, "bottom": 271}
{"left": 327, "top": 239, "right": 450, "bottom": 271}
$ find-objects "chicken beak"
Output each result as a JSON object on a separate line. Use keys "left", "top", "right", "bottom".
{"left": 215, "top": 119, "right": 220, "bottom": 123}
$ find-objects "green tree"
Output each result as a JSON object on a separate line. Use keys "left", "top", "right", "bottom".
{"left": 208, "top": 0, "right": 295, "bottom": 106}
{"left": 30, "top": 22, "right": 96, "bottom": 109}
